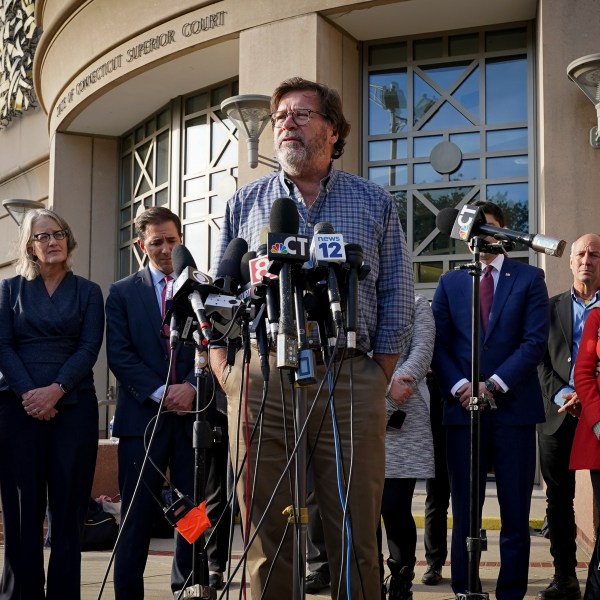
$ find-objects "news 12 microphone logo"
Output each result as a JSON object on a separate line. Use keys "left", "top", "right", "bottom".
{"left": 450, "top": 204, "right": 481, "bottom": 242}
{"left": 312, "top": 233, "right": 346, "bottom": 263}
{"left": 267, "top": 233, "right": 310, "bottom": 262}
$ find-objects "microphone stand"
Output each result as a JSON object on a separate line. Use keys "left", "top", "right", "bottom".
{"left": 290, "top": 272, "right": 316, "bottom": 600}
{"left": 456, "top": 236, "right": 498, "bottom": 600}
{"left": 182, "top": 338, "right": 217, "bottom": 600}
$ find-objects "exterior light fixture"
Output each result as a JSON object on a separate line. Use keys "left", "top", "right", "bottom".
{"left": 567, "top": 53, "right": 600, "bottom": 148}
{"left": 220, "top": 94, "right": 273, "bottom": 168}
{"left": 2, "top": 199, "right": 45, "bottom": 226}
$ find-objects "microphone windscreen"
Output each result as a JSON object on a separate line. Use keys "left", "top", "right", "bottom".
{"left": 240, "top": 251, "right": 256, "bottom": 285}
{"left": 345, "top": 243, "right": 364, "bottom": 268}
{"left": 171, "top": 244, "right": 197, "bottom": 276}
{"left": 270, "top": 197, "right": 299, "bottom": 234}
{"left": 436, "top": 208, "right": 459, "bottom": 235}
{"left": 217, "top": 237, "right": 248, "bottom": 282}
{"left": 314, "top": 222, "right": 335, "bottom": 234}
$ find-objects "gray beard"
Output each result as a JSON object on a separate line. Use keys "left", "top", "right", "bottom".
{"left": 275, "top": 127, "right": 329, "bottom": 176}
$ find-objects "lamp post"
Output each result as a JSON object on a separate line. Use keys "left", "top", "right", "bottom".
{"left": 567, "top": 53, "right": 600, "bottom": 148}
{"left": 2, "top": 199, "right": 45, "bottom": 226}
{"left": 220, "top": 94, "right": 275, "bottom": 168}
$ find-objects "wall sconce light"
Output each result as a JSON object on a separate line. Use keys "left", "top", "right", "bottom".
{"left": 567, "top": 53, "right": 600, "bottom": 148}
{"left": 2, "top": 199, "right": 45, "bottom": 226}
{"left": 220, "top": 94, "right": 275, "bottom": 168}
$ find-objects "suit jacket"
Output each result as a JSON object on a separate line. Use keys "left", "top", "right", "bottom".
{"left": 571, "top": 307, "right": 600, "bottom": 470}
{"left": 106, "top": 266, "right": 196, "bottom": 437}
{"left": 432, "top": 257, "right": 549, "bottom": 426}
{"left": 0, "top": 273, "right": 104, "bottom": 402}
{"left": 537, "top": 291, "right": 574, "bottom": 435}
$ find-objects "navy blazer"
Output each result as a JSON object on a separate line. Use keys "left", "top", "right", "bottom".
{"left": 0, "top": 273, "right": 104, "bottom": 403}
{"left": 432, "top": 257, "right": 550, "bottom": 426}
{"left": 106, "top": 266, "right": 197, "bottom": 437}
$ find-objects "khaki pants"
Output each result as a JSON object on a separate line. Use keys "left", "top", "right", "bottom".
{"left": 222, "top": 349, "right": 387, "bottom": 599}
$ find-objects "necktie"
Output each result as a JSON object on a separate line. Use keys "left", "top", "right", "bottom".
{"left": 480, "top": 264, "right": 494, "bottom": 333}
{"left": 161, "top": 276, "right": 176, "bottom": 382}
{"left": 161, "top": 275, "right": 173, "bottom": 321}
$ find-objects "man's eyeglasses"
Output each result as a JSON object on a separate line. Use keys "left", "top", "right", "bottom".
{"left": 32, "top": 230, "right": 69, "bottom": 244}
{"left": 270, "top": 108, "right": 328, "bottom": 128}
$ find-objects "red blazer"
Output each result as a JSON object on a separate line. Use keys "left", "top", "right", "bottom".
{"left": 571, "top": 307, "right": 600, "bottom": 470}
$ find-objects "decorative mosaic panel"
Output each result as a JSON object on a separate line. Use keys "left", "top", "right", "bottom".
{"left": 0, "top": 0, "right": 39, "bottom": 128}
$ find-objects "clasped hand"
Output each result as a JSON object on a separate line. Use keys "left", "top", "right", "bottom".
{"left": 22, "top": 384, "right": 61, "bottom": 420}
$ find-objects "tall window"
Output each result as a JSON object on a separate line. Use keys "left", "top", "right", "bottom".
{"left": 118, "top": 79, "right": 238, "bottom": 277}
{"left": 364, "top": 25, "right": 533, "bottom": 293}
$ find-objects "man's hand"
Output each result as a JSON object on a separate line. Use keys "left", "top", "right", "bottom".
{"left": 164, "top": 383, "right": 195, "bottom": 414}
{"left": 557, "top": 391, "right": 582, "bottom": 418}
{"left": 456, "top": 382, "right": 489, "bottom": 409}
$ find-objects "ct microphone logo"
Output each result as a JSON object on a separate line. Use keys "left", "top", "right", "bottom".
{"left": 267, "top": 233, "right": 310, "bottom": 261}
{"left": 451, "top": 204, "right": 480, "bottom": 242}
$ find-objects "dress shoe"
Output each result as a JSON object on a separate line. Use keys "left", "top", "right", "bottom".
{"left": 209, "top": 571, "right": 224, "bottom": 590}
{"left": 421, "top": 565, "right": 443, "bottom": 586}
{"left": 537, "top": 574, "right": 581, "bottom": 600}
{"left": 305, "top": 571, "right": 330, "bottom": 594}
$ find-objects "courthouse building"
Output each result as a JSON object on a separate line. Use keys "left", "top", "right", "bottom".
{"left": 0, "top": 0, "right": 598, "bottom": 546}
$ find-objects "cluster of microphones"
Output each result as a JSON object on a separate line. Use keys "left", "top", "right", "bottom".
{"left": 163, "top": 197, "right": 370, "bottom": 382}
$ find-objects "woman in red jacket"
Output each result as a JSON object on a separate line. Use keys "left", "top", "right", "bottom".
{"left": 572, "top": 306, "right": 600, "bottom": 599}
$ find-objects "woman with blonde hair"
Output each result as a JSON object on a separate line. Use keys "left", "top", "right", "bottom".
{"left": 0, "top": 208, "right": 104, "bottom": 599}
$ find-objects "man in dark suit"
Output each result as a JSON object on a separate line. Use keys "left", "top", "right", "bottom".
{"left": 432, "top": 201, "right": 550, "bottom": 600}
{"left": 106, "top": 207, "right": 199, "bottom": 599}
{"left": 536, "top": 233, "right": 600, "bottom": 600}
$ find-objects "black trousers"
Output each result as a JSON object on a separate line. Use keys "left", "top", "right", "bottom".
{"left": 423, "top": 373, "right": 449, "bottom": 570}
{"left": 538, "top": 415, "right": 578, "bottom": 576}
{"left": 378, "top": 478, "right": 417, "bottom": 570}
{"left": 0, "top": 391, "right": 98, "bottom": 600}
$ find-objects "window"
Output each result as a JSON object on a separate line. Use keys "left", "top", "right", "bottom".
{"left": 364, "top": 25, "right": 533, "bottom": 293}
{"left": 118, "top": 79, "right": 239, "bottom": 277}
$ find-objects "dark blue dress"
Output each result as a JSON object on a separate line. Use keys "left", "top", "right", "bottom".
{"left": 0, "top": 272, "right": 104, "bottom": 600}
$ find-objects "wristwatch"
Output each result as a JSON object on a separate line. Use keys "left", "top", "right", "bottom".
{"left": 58, "top": 383, "right": 69, "bottom": 394}
{"left": 484, "top": 378, "right": 498, "bottom": 394}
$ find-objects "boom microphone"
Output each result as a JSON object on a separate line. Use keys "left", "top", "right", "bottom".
{"left": 436, "top": 205, "right": 566, "bottom": 258}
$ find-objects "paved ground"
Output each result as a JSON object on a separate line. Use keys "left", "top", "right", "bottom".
{"left": 0, "top": 482, "right": 593, "bottom": 599}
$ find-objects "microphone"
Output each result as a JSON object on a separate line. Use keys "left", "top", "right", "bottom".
{"left": 213, "top": 237, "right": 248, "bottom": 295}
{"left": 344, "top": 243, "right": 364, "bottom": 356}
{"left": 311, "top": 222, "right": 345, "bottom": 334}
{"left": 252, "top": 226, "right": 280, "bottom": 341}
{"left": 168, "top": 244, "right": 217, "bottom": 343}
{"left": 436, "top": 205, "right": 566, "bottom": 258}
{"left": 240, "top": 250, "right": 271, "bottom": 381}
{"left": 204, "top": 238, "right": 247, "bottom": 338}
{"left": 268, "top": 197, "right": 308, "bottom": 369}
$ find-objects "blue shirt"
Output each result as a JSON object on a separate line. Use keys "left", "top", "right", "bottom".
{"left": 212, "top": 166, "right": 414, "bottom": 356}
{"left": 553, "top": 287, "right": 600, "bottom": 405}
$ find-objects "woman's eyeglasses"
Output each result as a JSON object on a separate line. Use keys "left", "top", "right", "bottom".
{"left": 32, "top": 230, "right": 69, "bottom": 244}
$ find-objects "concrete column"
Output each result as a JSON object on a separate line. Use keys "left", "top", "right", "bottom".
{"left": 537, "top": 0, "right": 600, "bottom": 294}
{"left": 49, "top": 131, "right": 119, "bottom": 430}
{"left": 237, "top": 12, "right": 360, "bottom": 185}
